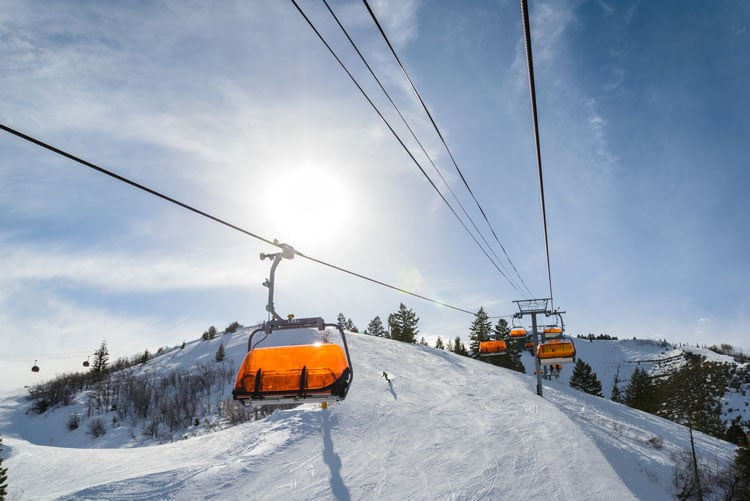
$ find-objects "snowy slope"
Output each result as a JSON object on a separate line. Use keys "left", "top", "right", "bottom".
{"left": 1, "top": 331, "right": 737, "bottom": 500}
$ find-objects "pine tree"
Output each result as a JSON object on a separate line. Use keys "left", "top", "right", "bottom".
{"left": 734, "top": 445, "right": 750, "bottom": 500}
{"left": 418, "top": 337, "right": 428, "bottom": 346}
{"left": 225, "top": 321, "right": 242, "bottom": 333}
{"left": 453, "top": 336, "right": 468, "bottom": 356}
{"left": 92, "top": 340, "right": 109, "bottom": 374}
{"left": 468, "top": 307, "right": 492, "bottom": 356}
{"left": 215, "top": 343, "right": 226, "bottom": 362}
{"left": 435, "top": 337, "right": 445, "bottom": 350}
{"left": 569, "top": 359, "right": 603, "bottom": 397}
{"left": 364, "top": 316, "right": 386, "bottom": 337}
{"left": 345, "top": 318, "right": 358, "bottom": 333}
{"left": 388, "top": 303, "right": 419, "bottom": 343}
{"left": 0, "top": 433, "right": 8, "bottom": 499}
{"left": 493, "top": 318, "right": 510, "bottom": 340}
{"left": 337, "top": 313, "right": 347, "bottom": 328}
{"left": 611, "top": 365, "right": 624, "bottom": 403}
{"left": 625, "top": 367, "right": 658, "bottom": 413}
{"left": 202, "top": 325, "right": 217, "bottom": 341}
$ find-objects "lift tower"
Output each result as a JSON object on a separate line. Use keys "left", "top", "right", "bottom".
{"left": 513, "top": 298, "right": 552, "bottom": 397}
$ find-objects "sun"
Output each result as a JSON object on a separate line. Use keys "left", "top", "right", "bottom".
{"left": 259, "top": 164, "right": 355, "bottom": 249}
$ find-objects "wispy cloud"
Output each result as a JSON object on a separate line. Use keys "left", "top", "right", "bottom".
{"left": 0, "top": 241, "right": 255, "bottom": 294}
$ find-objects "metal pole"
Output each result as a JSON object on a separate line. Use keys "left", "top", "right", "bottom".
{"left": 532, "top": 312, "right": 542, "bottom": 397}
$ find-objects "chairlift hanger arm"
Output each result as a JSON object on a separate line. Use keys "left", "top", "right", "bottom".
{"left": 261, "top": 240, "right": 295, "bottom": 321}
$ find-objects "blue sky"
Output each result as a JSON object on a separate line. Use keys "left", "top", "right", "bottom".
{"left": 1, "top": 0, "right": 748, "bottom": 391}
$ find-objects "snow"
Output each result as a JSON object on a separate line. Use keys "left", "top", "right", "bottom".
{"left": 0, "top": 331, "right": 738, "bottom": 500}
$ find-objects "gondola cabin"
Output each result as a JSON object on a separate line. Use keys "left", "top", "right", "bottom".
{"left": 31, "top": 360, "right": 40, "bottom": 373}
{"left": 510, "top": 327, "right": 527, "bottom": 338}
{"left": 479, "top": 339, "right": 507, "bottom": 357}
{"left": 536, "top": 339, "right": 576, "bottom": 365}
{"left": 233, "top": 317, "right": 353, "bottom": 405}
{"left": 543, "top": 326, "right": 563, "bottom": 339}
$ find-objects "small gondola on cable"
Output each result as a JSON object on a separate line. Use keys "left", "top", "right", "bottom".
{"left": 31, "top": 360, "right": 40, "bottom": 373}
{"left": 232, "top": 243, "right": 353, "bottom": 408}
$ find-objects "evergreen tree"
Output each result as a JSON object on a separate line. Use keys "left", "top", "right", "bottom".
{"left": 655, "top": 353, "right": 728, "bottom": 439}
{"left": 388, "top": 303, "right": 419, "bottom": 343}
{"left": 140, "top": 349, "right": 150, "bottom": 365}
{"left": 453, "top": 336, "right": 468, "bottom": 356}
{"left": 418, "top": 337, "right": 428, "bottom": 346}
{"left": 215, "top": 343, "right": 226, "bottom": 362}
{"left": 0, "top": 434, "right": 7, "bottom": 499}
{"left": 225, "top": 321, "right": 242, "bottom": 333}
{"left": 92, "top": 340, "right": 109, "bottom": 374}
{"left": 734, "top": 445, "right": 750, "bottom": 500}
{"left": 435, "top": 337, "right": 445, "bottom": 350}
{"left": 446, "top": 338, "right": 454, "bottom": 352}
{"left": 569, "top": 359, "right": 603, "bottom": 397}
{"left": 493, "top": 318, "right": 511, "bottom": 340}
{"left": 344, "top": 318, "right": 359, "bottom": 332}
{"left": 337, "top": 313, "right": 347, "bottom": 329}
{"left": 202, "top": 325, "right": 217, "bottom": 341}
{"left": 345, "top": 318, "right": 358, "bottom": 333}
{"left": 611, "top": 365, "right": 624, "bottom": 403}
{"left": 625, "top": 367, "right": 658, "bottom": 413}
{"left": 364, "top": 316, "right": 386, "bottom": 337}
{"left": 468, "top": 307, "right": 492, "bottom": 356}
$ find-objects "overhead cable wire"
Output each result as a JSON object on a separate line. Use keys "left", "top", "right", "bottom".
{"left": 362, "top": 0, "right": 534, "bottom": 299}
{"left": 320, "top": 0, "right": 525, "bottom": 296}
{"left": 519, "top": 0, "right": 554, "bottom": 305}
{"left": 0, "top": 123, "right": 480, "bottom": 316}
{"left": 289, "top": 0, "right": 526, "bottom": 298}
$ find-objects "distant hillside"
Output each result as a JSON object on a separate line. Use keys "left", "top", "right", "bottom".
{"left": 519, "top": 338, "right": 750, "bottom": 441}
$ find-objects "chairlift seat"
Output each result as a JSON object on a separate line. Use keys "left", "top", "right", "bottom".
{"left": 479, "top": 340, "right": 507, "bottom": 357}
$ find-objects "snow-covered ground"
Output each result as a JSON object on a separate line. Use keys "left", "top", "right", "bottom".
{"left": 0, "top": 331, "right": 739, "bottom": 500}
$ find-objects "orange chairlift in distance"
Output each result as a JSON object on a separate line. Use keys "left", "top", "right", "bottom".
{"left": 510, "top": 326, "right": 528, "bottom": 338}
{"left": 479, "top": 339, "right": 507, "bottom": 357}
{"left": 536, "top": 338, "right": 576, "bottom": 365}
{"left": 232, "top": 317, "right": 353, "bottom": 404}
{"left": 543, "top": 325, "right": 563, "bottom": 338}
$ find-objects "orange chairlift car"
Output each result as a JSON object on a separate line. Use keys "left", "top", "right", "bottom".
{"left": 536, "top": 338, "right": 576, "bottom": 365}
{"left": 510, "top": 326, "right": 527, "bottom": 338}
{"left": 232, "top": 243, "right": 353, "bottom": 406}
{"left": 479, "top": 339, "right": 507, "bottom": 357}
{"left": 543, "top": 325, "right": 563, "bottom": 339}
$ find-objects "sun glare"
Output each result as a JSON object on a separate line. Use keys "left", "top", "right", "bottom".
{"left": 260, "top": 165, "right": 355, "bottom": 248}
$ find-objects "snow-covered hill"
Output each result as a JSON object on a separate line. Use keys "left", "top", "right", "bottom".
{"left": 0, "top": 330, "right": 739, "bottom": 500}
